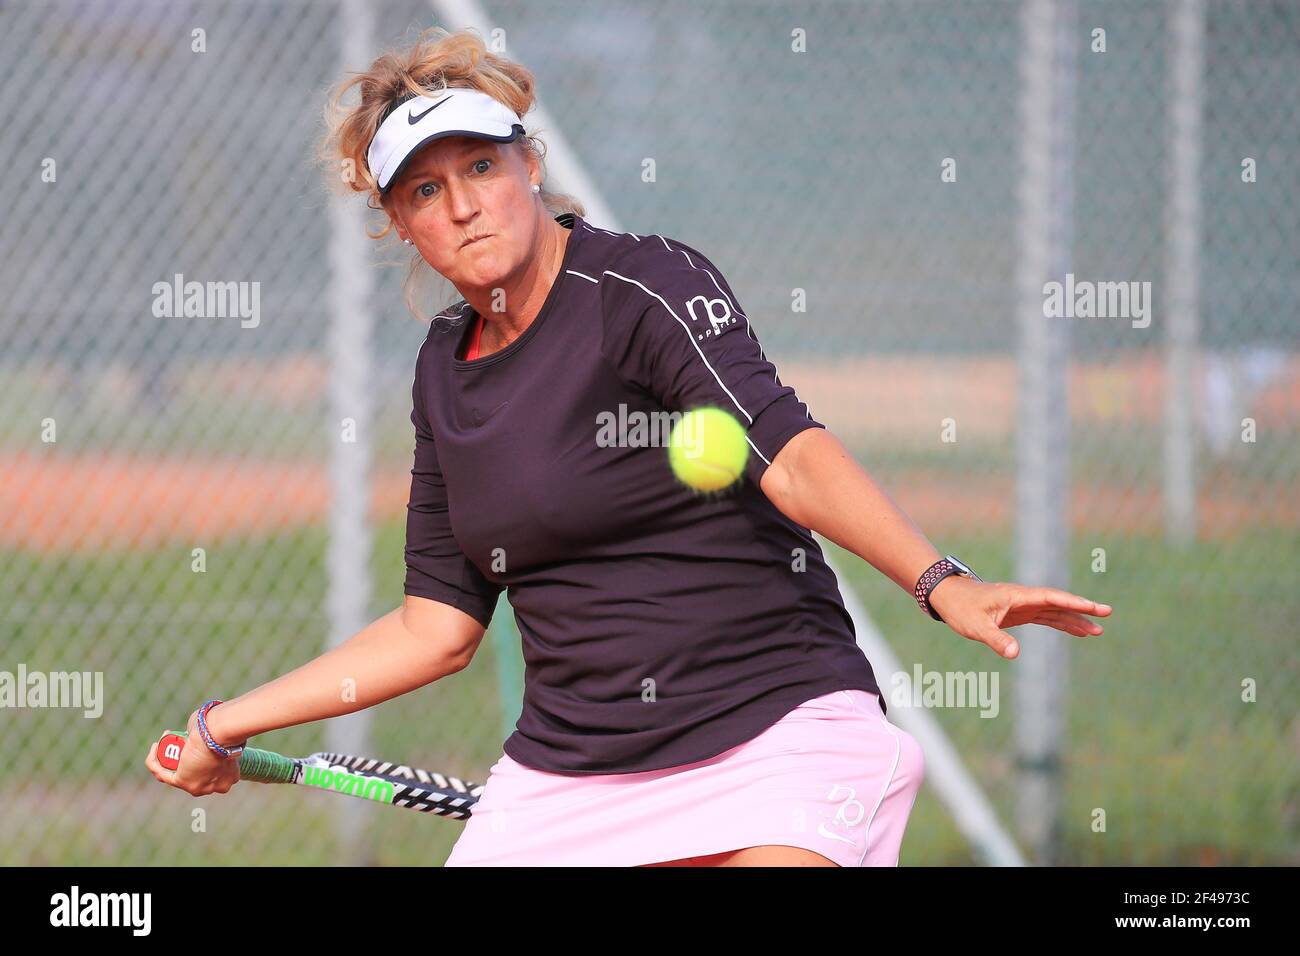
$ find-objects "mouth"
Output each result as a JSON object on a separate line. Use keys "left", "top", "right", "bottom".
{"left": 461, "top": 234, "right": 492, "bottom": 248}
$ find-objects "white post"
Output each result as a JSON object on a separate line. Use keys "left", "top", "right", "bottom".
{"left": 326, "top": 0, "right": 377, "bottom": 865}
{"left": 1164, "top": 0, "right": 1205, "bottom": 546}
{"left": 1013, "top": 0, "right": 1074, "bottom": 866}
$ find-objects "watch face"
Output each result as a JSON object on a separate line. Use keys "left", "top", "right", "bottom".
{"left": 945, "top": 554, "right": 983, "bottom": 582}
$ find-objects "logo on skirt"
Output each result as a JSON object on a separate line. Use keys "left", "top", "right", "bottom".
{"left": 817, "top": 783, "right": 866, "bottom": 846}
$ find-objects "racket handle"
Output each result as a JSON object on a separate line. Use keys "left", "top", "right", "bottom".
{"left": 156, "top": 730, "right": 298, "bottom": 784}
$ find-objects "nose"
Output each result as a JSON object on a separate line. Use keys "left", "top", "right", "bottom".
{"left": 443, "top": 177, "right": 480, "bottom": 225}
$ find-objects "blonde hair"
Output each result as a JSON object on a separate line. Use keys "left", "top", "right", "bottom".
{"left": 317, "top": 26, "right": 584, "bottom": 319}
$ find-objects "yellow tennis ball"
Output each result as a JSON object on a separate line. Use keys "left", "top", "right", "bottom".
{"left": 668, "top": 407, "right": 749, "bottom": 492}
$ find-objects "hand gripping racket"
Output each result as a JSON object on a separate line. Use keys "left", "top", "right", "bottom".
{"left": 155, "top": 730, "right": 483, "bottom": 819}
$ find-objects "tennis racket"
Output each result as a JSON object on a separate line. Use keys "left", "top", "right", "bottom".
{"left": 155, "top": 730, "right": 482, "bottom": 819}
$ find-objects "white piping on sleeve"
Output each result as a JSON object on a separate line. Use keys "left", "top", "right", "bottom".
{"left": 652, "top": 237, "right": 810, "bottom": 418}
{"left": 602, "top": 269, "right": 772, "bottom": 467}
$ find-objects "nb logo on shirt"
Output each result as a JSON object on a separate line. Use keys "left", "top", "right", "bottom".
{"left": 685, "top": 294, "right": 739, "bottom": 341}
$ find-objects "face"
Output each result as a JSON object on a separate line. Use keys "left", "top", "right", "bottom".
{"left": 382, "top": 135, "right": 542, "bottom": 293}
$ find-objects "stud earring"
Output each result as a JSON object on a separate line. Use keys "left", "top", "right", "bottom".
{"left": 404, "top": 238, "right": 412, "bottom": 244}
{"left": 532, "top": 183, "right": 540, "bottom": 193}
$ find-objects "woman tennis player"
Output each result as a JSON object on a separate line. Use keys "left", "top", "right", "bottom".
{"left": 145, "top": 28, "right": 1111, "bottom": 867}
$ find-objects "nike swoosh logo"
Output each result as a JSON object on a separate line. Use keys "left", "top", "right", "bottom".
{"left": 408, "top": 95, "right": 453, "bottom": 125}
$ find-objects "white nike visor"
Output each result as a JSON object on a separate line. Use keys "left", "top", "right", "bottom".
{"left": 367, "top": 87, "right": 526, "bottom": 194}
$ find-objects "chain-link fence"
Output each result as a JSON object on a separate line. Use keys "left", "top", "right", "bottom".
{"left": 1, "top": 0, "right": 1295, "bottom": 866}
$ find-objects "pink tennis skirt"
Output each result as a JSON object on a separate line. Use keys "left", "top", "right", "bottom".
{"left": 443, "top": 688, "right": 925, "bottom": 867}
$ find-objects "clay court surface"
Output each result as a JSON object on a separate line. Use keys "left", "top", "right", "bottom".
{"left": 3, "top": 352, "right": 1295, "bottom": 554}
{"left": 1, "top": 452, "right": 1293, "bottom": 555}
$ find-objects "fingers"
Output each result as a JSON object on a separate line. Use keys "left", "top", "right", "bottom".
{"left": 973, "top": 610, "right": 1101, "bottom": 657}
{"left": 144, "top": 737, "right": 200, "bottom": 792}
{"left": 1026, "top": 587, "right": 1112, "bottom": 615}
{"left": 1032, "top": 609, "right": 1104, "bottom": 636}
{"left": 145, "top": 735, "right": 232, "bottom": 796}
{"left": 976, "top": 627, "right": 1020, "bottom": 659}
{"left": 144, "top": 738, "right": 176, "bottom": 785}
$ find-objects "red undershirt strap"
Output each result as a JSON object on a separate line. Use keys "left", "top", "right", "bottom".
{"left": 466, "top": 312, "right": 485, "bottom": 361}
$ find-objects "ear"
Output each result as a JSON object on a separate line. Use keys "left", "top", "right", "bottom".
{"left": 521, "top": 142, "right": 542, "bottom": 190}
{"left": 381, "top": 202, "right": 410, "bottom": 243}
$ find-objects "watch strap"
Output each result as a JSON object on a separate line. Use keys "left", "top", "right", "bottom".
{"left": 914, "top": 558, "right": 959, "bottom": 621}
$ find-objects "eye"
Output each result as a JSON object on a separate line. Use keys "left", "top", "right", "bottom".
{"left": 418, "top": 182, "right": 437, "bottom": 198}
{"left": 472, "top": 158, "right": 492, "bottom": 174}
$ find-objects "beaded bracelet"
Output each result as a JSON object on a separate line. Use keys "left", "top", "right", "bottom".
{"left": 195, "top": 698, "right": 247, "bottom": 759}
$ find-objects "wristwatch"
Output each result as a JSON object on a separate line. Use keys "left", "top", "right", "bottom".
{"left": 914, "top": 554, "right": 983, "bottom": 622}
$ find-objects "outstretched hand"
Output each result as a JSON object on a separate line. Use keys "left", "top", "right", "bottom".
{"left": 927, "top": 576, "right": 1112, "bottom": 659}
